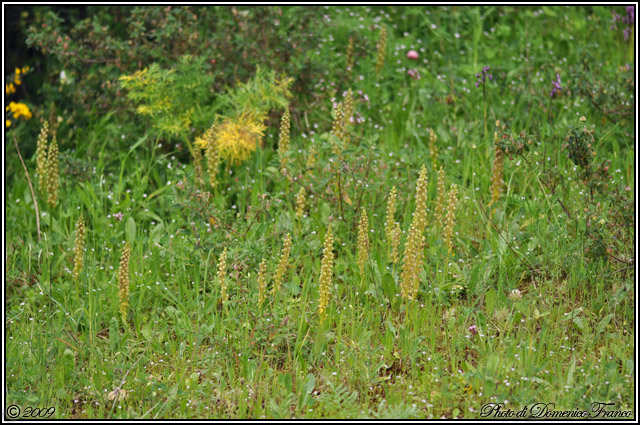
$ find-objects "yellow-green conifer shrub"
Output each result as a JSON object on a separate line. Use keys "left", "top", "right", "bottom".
{"left": 317, "top": 225, "right": 334, "bottom": 319}
{"left": 356, "top": 210, "right": 370, "bottom": 276}
{"left": 375, "top": 26, "right": 387, "bottom": 74}
{"left": 444, "top": 184, "right": 459, "bottom": 254}
{"left": 72, "top": 214, "right": 86, "bottom": 279}
{"left": 273, "top": 233, "right": 292, "bottom": 294}
{"left": 117, "top": 242, "right": 131, "bottom": 325}
{"left": 45, "top": 135, "right": 59, "bottom": 208}
{"left": 399, "top": 165, "right": 429, "bottom": 300}
{"left": 35, "top": 120, "right": 49, "bottom": 194}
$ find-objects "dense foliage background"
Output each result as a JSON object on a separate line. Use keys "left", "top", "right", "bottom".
{"left": 4, "top": 6, "right": 635, "bottom": 419}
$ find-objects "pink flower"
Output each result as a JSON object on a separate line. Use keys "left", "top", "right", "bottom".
{"left": 468, "top": 325, "right": 478, "bottom": 335}
{"left": 113, "top": 212, "right": 124, "bottom": 221}
{"left": 407, "top": 69, "right": 421, "bottom": 80}
{"left": 407, "top": 50, "right": 419, "bottom": 60}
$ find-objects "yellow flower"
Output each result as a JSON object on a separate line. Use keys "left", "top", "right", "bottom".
{"left": 216, "top": 110, "right": 266, "bottom": 166}
{"left": 6, "top": 119, "right": 11, "bottom": 127}
{"left": 7, "top": 101, "right": 32, "bottom": 120}
{"left": 194, "top": 136, "right": 208, "bottom": 150}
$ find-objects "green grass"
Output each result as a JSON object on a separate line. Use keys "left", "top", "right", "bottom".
{"left": 5, "top": 5, "right": 635, "bottom": 419}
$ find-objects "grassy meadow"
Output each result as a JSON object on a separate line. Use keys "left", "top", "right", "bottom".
{"left": 4, "top": 6, "right": 636, "bottom": 419}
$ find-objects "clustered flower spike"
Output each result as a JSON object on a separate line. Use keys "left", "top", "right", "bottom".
{"left": 346, "top": 36, "right": 355, "bottom": 72}
{"left": 429, "top": 128, "right": 438, "bottom": 169}
{"left": 399, "top": 165, "right": 429, "bottom": 300}
{"left": 306, "top": 144, "right": 317, "bottom": 169}
{"left": 390, "top": 222, "right": 401, "bottom": 264}
{"left": 217, "top": 247, "right": 229, "bottom": 304}
{"left": 375, "top": 26, "right": 387, "bottom": 74}
{"left": 475, "top": 66, "right": 493, "bottom": 88}
{"left": 343, "top": 89, "right": 354, "bottom": 126}
{"left": 35, "top": 121, "right": 49, "bottom": 194}
{"left": 200, "top": 124, "right": 220, "bottom": 188}
{"left": 551, "top": 73, "right": 562, "bottom": 98}
{"left": 385, "top": 187, "right": 397, "bottom": 246}
{"left": 331, "top": 102, "right": 345, "bottom": 155}
{"left": 278, "top": 106, "right": 291, "bottom": 169}
{"left": 296, "top": 187, "right": 306, "bottom": 219}
{"left": 317, "top": 225, "right": 334, "bottom": 318}
{"left": 73, "top": 214, "right": 86, "bottom": 279}
{"left": 118, "top": 242, "right": 131, "bottom": 325}
{"left": 45, "top": 136, "right": 59, "bottom": 208}
{"left": 356, "top": 210, "right": 370, "bottom": 276}
{"left": 273, "top": 233, "right": 292, "bottom": 294}
{"left": 435, "top": 167, "right": 447, "bottom": 223}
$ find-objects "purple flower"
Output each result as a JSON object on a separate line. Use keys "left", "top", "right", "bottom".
{"left": 407, "top": 69, "right": 421, "bottom": 80}
{"left": 475, "top": 66, "right": 493, "bottom": 88}
{"left": 551, "top": 73, "right": 562, "bottom": 98}
{"left": 468, "top": 325, "right": 478, "bottom": 335}
{"left": 611, "top": 7, "right": 635, "bottom": 39}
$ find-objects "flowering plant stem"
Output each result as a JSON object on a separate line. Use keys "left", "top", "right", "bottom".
{"left": 13, "top": 134, "right": 41, "bottom": 242}
{"left": 544, "top": 96, "right": 554, "bottom": 173}
{"left": 180, "top": 132, "right": 197, "bottom": 166}
{"left": 483, "top": 83, "right": 488, "bottom": 141}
